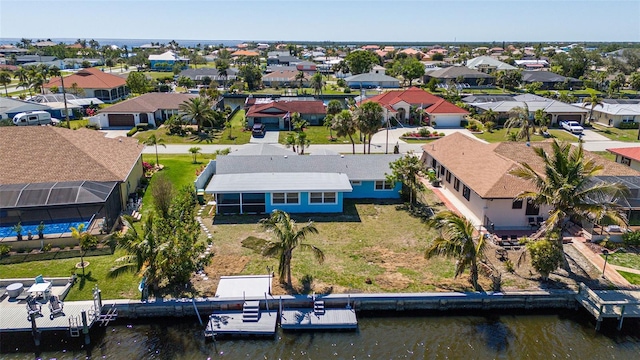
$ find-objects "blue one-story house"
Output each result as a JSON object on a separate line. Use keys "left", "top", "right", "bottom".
{"left": 204, "top": 154, "right": 402, "bottom": 214}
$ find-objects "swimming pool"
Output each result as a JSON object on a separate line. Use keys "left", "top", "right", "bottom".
{"left": 0, "top": 221, "right": 90, "bottom": 238}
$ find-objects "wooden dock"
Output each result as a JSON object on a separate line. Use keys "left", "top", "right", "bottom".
{"left": 0, "top": 300, "right": 97, "bottom": 332}
{"left": 281, "top": 308, "right": 357, "bottom": 330}
{"left": 576, "top": 283, "right": 640, "bottom": 330}
{"left": 204, "top": 310, "right": 278, "bottom": 338}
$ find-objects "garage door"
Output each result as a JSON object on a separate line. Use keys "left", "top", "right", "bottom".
{"left": 108, "top": 114, "right": 135, "bottom": 127}
{"left": 557, "top": 115, "right": 582, "bottom": 122}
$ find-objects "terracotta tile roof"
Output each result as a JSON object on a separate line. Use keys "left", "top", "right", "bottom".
{"left": 364, "top": 87, "right": 468, "bottom": 114}
{"left": 607, "top": 147, "right": 640, "bottom": 162}
{"left": 422, "top": 132, "right": 638, "bottom": 199}
{"left": 246, "top": 100, "right": 326, "bottom": 117}
{"left": 231, "top": 50, "right": 260, "bottom": 57}
{"left": 425, "top": 99, "right": 469, "bottom": 114}
{"left": 44, "top": 67, "right": 126, "bottom": 90}
{"left": 98, "top": 93, "right": 196, "bottom": 113}
{"left": 0, "top": 127, "right": 143, "bottom": 185}
{"left": 263, "top": 70, "right": 306, "bottom": 81}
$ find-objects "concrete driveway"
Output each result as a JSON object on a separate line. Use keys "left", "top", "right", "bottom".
{"left": 250, "top": 131, "right": 279, "bottom": 144}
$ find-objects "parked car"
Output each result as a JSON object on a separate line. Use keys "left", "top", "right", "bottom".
{"left": 560, "top": 120, "right": 584, "bottom": 134}
{"left": 252, "top": 123, "right": 266, "bottom": 137}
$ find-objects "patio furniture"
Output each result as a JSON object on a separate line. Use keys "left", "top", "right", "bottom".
{"left": 26, "top": 298, "right": 42, "bottom": 319}
{"left": 48, "top": 295, "right": 64, "bottom": 319}
{"left": 6, "top": 282, "right": 23, "bottom": 298}
{"left": 536, "top": 217, "right": 544, "bottom": 225}
{"left": 496, "top": 248, "right": 508, "bottom": 261}
{"left": 528, "top": 217, "right": 537, "bottom": 229}
{"left": 27, "top": 281, "right": 52, "bottom": 301}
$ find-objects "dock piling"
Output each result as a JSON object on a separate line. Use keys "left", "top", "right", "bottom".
{"left": 81, "top": 310, "right": 90, "bottom": 345}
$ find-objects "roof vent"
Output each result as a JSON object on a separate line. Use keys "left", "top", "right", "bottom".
{"left": 341, "top": 155, "right": 344, "bottom": 158}
{"left": 284, "top": 155, "right": 288, "bottom": 158}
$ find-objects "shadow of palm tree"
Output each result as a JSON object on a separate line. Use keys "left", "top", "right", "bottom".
{"left": 77, "top": 271, "right": 96, "bottom": 291}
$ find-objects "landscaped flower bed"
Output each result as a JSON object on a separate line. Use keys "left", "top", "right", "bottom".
{"left": 400, "top": 129, "right": 445, "bottom": 140}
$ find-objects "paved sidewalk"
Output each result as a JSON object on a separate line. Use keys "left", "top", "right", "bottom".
{"left": 570, "top": 239, "right": 630, "bottom": 287}
{"left": 611, "top": 264, "right": 640, "bottom": 275}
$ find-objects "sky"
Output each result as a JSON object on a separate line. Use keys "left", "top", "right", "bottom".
{"left": 1, "top": 0, "right": 639, "bottom": 43}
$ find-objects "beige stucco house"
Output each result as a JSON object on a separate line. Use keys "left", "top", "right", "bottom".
{"left": 421, "top": 133, "right": 640, "bottom": 230}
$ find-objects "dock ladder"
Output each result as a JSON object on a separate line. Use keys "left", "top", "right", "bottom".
{"left": 313, "top": 293, "right": 325, "bottom": 315}
{"left": 68, "top": 316, "right": 81, "bottom": 337}
{"left": 242, "top": 301, "right": 260, "bottom": 322}
{"left": 98, "top": 304, "right": 118, "bottom": 326}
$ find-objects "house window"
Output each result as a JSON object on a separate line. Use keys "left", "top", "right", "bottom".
{"left": 272, "top": 192, "right": 299, "bottom": 204}
{"left": 453, "top": 178, "right": 460, "bottom": 191}
{"left": 621, "top": 157, "right": 632, "bottom": 166}
{"left": 525, "top": 200, "right": 540, "bottom": 215}
{"left": 309, "top": 192, "right": 337, "bottom": 204}
{"left": 445, "top": 170, "right": 451, "bottom": 183}
{"left": 350, "top": 180, "right": 362, "bottom": 186}
{"left": 440, "top": 166, "right": 446, "bottom": 176}
{"left": 431, "top": 158, "right": 437, "bottom": 168}
{"left": 462, "top": 185, "right": 471, "bottom": 201}
{"left": 512, "top": 199, "right": 523, "bottom": 209}
{"left": 621, "top": 116, "right": 635, "bottom": 123}
{"left": 375, "top": 180, "right": 394, "bottom": 190}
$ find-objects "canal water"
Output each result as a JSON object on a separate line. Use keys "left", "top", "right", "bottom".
{"left": 2, "top": 310, "right": 639, "bottom": 359}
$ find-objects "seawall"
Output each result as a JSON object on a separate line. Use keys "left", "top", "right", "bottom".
{"left": 108, "top": 290, "right": 578, "bottom": 319}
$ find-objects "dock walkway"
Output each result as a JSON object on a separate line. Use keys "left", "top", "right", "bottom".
{"left": 204, "top": 310, "right": 278, "bottom": 338}
{"left": 576, "top": 283, "right": 640, "bottom": 330}
{"left": 281, "top": 308, "right": 357, "bottom": 330}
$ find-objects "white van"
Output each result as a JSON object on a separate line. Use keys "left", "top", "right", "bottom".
{"left": 12, "top": 111, "right": 52, "bottom": 126}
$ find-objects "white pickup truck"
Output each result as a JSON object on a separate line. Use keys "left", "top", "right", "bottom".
{"left": 560, "top": 121, "right": 584, "bottom": 134}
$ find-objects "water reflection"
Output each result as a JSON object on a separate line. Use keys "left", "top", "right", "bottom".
{"left": 2, "top": 310, "right": 639, "bottom": 359}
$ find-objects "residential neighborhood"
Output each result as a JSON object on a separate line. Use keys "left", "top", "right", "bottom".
{"left": 1, "top": 32, "right": 640, "bottom": 357}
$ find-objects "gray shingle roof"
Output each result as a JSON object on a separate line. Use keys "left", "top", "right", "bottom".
{"left": 215, "top": 154, "right": 402, "bottom": 181}
{"left": 206, "top": 173, "right": 352, "bottom": 193}
{"left": 345, "top": 73, "right": 400, "bottom": 83}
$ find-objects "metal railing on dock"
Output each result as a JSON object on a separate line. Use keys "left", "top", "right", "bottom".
{"left": 576, "top": 283, "right": 640, "bottom": 330}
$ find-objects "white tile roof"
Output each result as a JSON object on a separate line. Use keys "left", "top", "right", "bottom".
{"left": 206, "top": 172, "right": 352, "bottom": 193}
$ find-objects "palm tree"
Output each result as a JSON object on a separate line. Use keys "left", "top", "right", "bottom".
{"left": 581, "top": 90, "right": 603, "bottom": 124}
{"left": 189, "top": 146, "right": 201, "bottom": 163}
{"left": 355, "top": 101, "right": 384, "bottom": 154}
{"left": 504, "top": 104, "right": 535, "bottom": 142}
{"left": 295, "top": 71, "right": 306, "bottom": 88}
{"left": 509, "top": 140, "right": 629, "bottom": 234}
{"left": 333, "top": 110, "right": 357, "bottom": 154}
{"left": 109, "top": 215, "right": 169, "bottom": 295}
{"left": 0, "top": 71, "right": 11, "bottom": 97}
{"left": 324, "top": 115, "right": 335, "bottom": 140}
{"left": 480, "top": 108, "right": 497, "bottom": 124}
{"left": 144, "top": 134, "right": 166, "bottom": 166}
{"left": 309, "top": 72, "right": 324, "bottom": 97}
{"left": 260, "top": 210, "right": 324, "bottom": 287}
{"left": 295, "top": 132, "right": 310, "bottom": 155}
{"left": 425, "top": 211, "right": 486, "bottom": 291}
{"left": 284, "top": 132, "right": 297, "bottom": 153}
{"left": 70, "top": 223, "right": 98, "bottom": 276}
{"left": 49, "top": 66, "right": 70, "bottom": 127}
{"left": 179, "top": 97, "right": 215, "bottom": 132}
{"left": 534, "top": 109, "right": 549, "bottom": 131}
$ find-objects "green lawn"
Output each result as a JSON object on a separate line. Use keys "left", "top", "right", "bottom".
{"left": 210, "top": 196, "right": 471, "bottom": 294}
{"left": 618, "top": 270, "right": 640, "bottom": 285}
{"left": 591, "top": 124, "right": 640, "bottom": 143}
{"left": 135, "top": 110, "right": 251, "bottom": 145}
{"left": 473, "top": 128, "right": 577, "bottom": 143}
{"left": 602, "top": 252, "right": 640, "bottom": 271}
{"left": 66, "top": 119, "right": 89, "bottom": 129}
{"left": 279, "top": 126, "right": 363, "bottom": 145}
{"left": 140, "top": 154, "right": 214, "bottom": 218}
{"left": 0, "top": 253, "right": 139, "bottom": 300}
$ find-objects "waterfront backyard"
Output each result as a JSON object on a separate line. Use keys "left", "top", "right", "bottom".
{"left": 0, "top": 154, "right": 625, "bottom": 300}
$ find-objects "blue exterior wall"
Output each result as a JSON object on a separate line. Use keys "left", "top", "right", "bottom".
{"left": 345, "top": 180, "right": 401, "bottom": 199}
{"left": 265, "top": 192, "right": 344, "bottom": 213}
